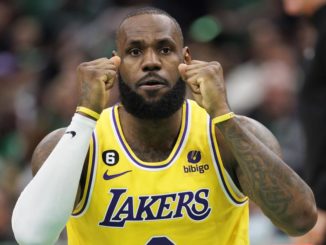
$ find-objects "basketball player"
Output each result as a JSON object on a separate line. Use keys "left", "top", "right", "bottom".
{"left": 12, "top": 7, "right": 317, "bottom": 245}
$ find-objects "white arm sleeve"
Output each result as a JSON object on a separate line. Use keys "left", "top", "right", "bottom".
{"left": 12, "top": 113, "right": 96, "bottom": 245}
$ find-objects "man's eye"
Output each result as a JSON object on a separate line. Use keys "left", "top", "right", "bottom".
{"left": 160, "top": 47, "right": 171, "bottom": 55}
{"left": 129, "top": 48, "right": 142, "bottom": 56}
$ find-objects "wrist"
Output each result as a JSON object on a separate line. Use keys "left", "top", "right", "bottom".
{"left": 75, "top": 106, "right": 100, "bottom": 121}
{"left": 78, "top": 100, "right": 103, "bottom": 115}
{"left": 208, "top": 103, "right": 231, "bottom": 118}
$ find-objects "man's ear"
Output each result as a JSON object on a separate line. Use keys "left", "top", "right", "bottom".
{"left": 183, "top": 47, "right": 191, "bottom": 65}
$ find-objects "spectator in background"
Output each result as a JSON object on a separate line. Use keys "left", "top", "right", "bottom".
{"left": 248, "top": 61, "right": 305, "bottom": 175}
{"left": 226, "top": 18, "right": 296, "bottom": 115}
{"left": 283, "top": 0, "right": 326, "bottom": 244}
{"left": 226, "top": 18, "right": 305, "bottom": 174}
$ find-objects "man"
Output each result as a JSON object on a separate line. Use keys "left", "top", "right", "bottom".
{"left": 283, "top": 0, "right": 326, "bottom": 244}
{"left": 12, "top": 7, "right": 317, "bottom": 245}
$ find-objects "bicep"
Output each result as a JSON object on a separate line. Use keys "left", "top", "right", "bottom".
{"left": 216, "top": 116, "right": 283, "bottom": 192}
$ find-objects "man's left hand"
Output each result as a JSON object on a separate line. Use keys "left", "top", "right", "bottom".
{"left": 178, "top": 60, "right": 230, "bottom": 117}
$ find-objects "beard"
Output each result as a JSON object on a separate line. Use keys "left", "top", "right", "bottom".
{"left": 118, "top": 74, "right": 186, "bottom": 120}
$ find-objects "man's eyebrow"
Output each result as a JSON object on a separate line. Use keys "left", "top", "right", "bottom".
{"left": 156, "top": 38, "right": 177, "bottom": 46}
{"left": 125, "top": 40, "right": 145, "bottom": 47}
{"left": 125, "top": 38, "right": 177, "bottom": 48}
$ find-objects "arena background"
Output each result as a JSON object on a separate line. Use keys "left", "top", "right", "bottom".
{"left": 0, "top": 0, "right": 315, "bottom": 244}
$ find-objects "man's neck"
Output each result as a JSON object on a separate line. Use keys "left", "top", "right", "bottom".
{"left": 118, "top": 106, "right": 183, "bottom": 161}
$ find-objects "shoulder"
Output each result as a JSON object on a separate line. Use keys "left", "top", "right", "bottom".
{"left": 31, "top": 128, "right": 67, "bottom": 176}
{"left": 236, "top": 115, "right": 282, "bottom": 157}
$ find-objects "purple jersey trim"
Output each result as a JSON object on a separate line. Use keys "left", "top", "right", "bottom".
{"left": 112, "top": 101, "right": 189, "bottom": 169}
{"left": 72, "top": 132, "right": 97, "bottom": 216}
{"left": 209, "top": 120, "right": 247, "bottom": 205}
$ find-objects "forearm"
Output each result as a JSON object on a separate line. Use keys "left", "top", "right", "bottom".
{"left": 215, "top": 117, "right": 317, "bottom": 235}
{"left": 12, "top": 114, "right": 96, "bottom": 244}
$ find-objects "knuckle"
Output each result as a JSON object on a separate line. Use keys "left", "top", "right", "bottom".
{"left": 212, "top": 61, "right": 220, "bottom": 68}
{"left": 80, "top": 62, "right": 89, "bottom": 68}
{"left": 77, "top": 62, "right": 90, "bottom": 73}
{"left": 108, "top": 63, "right": 117, "bottom": 70}
{"left": 77, "top": 63, "right": 85, "bottom": 72}
{"left": 211, "top": 62, "right": 222, "bottom": 73}
{"left": 211, "top": 61, "right": 220, "bottom": 67}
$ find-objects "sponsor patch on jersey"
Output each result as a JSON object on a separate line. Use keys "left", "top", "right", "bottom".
{"left": 184, "top": 150, "right": 209, "bottom": 174}
{"left": 187, "top": 150, "right": 201, "bottom": 163}
{"left": 102, "top": 150, "right": 119, "bottom": 166}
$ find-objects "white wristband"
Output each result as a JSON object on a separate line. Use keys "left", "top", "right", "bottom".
{"left": 12, "top": 113, "right": 96, "bottom": 245}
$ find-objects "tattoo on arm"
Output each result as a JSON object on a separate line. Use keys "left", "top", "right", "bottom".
{"left": 216, "top": 116, "right": 313, "bottom": 228}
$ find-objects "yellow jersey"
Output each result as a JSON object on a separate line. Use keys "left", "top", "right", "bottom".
{"left": 66, "top": 99, "right": 249, "bottom": 245}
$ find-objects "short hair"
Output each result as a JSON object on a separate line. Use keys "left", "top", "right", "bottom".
{"left": 116, "top": 7, "right": 184, "bottom": 46}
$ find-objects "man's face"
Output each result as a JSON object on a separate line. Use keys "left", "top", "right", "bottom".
{"left": 117, "top": 14, "right": 185, "bottom": 102}
{"left": 282, "top": 0, "right": 319, "bottom": 16}
{"left": 116, "top": 14, "right": 187, "bottom": 119}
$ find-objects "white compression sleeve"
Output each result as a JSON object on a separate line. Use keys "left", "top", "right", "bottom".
{"left": 12, "top": 113, "right": 96, "bottom": 245}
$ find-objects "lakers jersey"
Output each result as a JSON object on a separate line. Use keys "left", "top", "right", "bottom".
{"left": 66, "top": 99, "right": 249, "bottom": 245}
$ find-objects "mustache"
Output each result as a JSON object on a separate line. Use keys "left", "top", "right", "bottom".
{"left": 136, "top": 72, "right": 169, "bottom": 86}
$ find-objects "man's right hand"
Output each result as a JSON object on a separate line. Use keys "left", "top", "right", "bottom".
{"left": 77, "top": 56, "right": 121, "bottom": 113}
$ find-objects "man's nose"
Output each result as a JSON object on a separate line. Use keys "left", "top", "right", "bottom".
{"left": 142, "top": 50, "right": 161, "bottom": 72}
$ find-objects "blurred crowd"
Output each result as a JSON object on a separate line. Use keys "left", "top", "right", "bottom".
{"left": 0, "top": 0, "right": 317, "bottom": 243}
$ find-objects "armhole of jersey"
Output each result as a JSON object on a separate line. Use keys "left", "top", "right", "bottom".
{"left": 71, "top": 132, "right": 98, "bottom": 217}
{"left": 208, "top": 118, "right": 248, "bottom": 206}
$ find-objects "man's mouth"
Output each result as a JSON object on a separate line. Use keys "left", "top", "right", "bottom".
{"left": 137, "top": 79, "right": 168, "bottom": 90}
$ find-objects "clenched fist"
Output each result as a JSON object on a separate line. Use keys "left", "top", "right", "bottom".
{"left": 77, "top": 56, "right": 121, "bottom": 113}
{"left": 178, "top": 60, "right": 231, "bottom": 118}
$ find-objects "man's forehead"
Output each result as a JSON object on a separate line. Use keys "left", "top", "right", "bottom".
{"left": 118, "top": 14, "right": 180, "bottom": 44}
